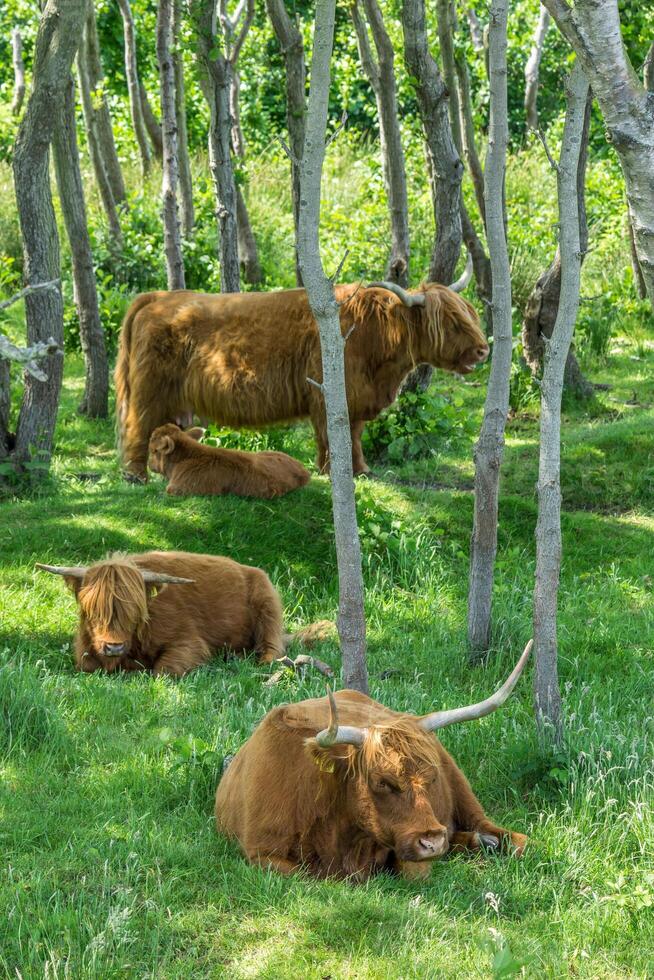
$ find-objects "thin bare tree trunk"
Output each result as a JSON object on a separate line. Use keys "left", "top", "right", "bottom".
{"left": 524, "top": 5, "right": 550, "bottom": 132}
{"left": 0, "top": 359, "right": 10, "bottom": 458}
{"left": 116, "top": 0, "right": 152, "bottom": 177}
{"left": 266, "top": 0, "right": 306, "bottom": 286}
{"left": 467, "top": 0, "right": 512, "bottom": 657}
{"left": 139, "top": 82, "right": 164, "bottom": 160}
{"left": 297, "top": 0, "right": 368, "bottom": 694}
{"left": 351, "top": 0, "right": 410, "bottom": 285}
{"left": 454, "top": 51, "right": 486, "bottom": 228}
{"left": 533, "top": 63, "right": 589, "bottom": 744}
{"left": 157, "top": 0, "right": 186, "bottom": 289}
{"left": 77, "top": 31, "right": 124, "bottom": 243}
{"left": 11, "top": 28, "right": 26, "bottom": 116}
{"left": 12, "top": 0, "right": 87, "bottom": 474}
{"left": 543, "top": 0, "right": 654, "bottom": 308}
{"left": 193, "top": 0, "right": 240, "bottom": 292}
{"left": 174, "top": 0, "right": 194, "bottom": 237}
{"left": 84, "top": 2, "right": 126, "bottom": 204}
{"left": 465, "top": 5, "right": 484, "bottom": 51}
{"left": 52, "top": 75, "right": 109, "bottom": 418}
{"left": 627, "top": 40, "right": 652, "bottom": 300}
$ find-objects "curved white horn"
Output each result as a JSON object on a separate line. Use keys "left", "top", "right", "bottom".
{"left": 448, "top": 251, "right": 473, "bottom": 293}
{"left": 366, "top": 281, "right": 426, "bottom": 308}
{"left": 315, "top": 686, "right": 366, "bottom": 748}
{"left": 36, "top": 562, "right": 193, "bottom": 586}
{"left": 419, "top": 640, "right": 533, "bottom": 732}
{"left": 36, "top": 563, "right": 88, "bottom": 578}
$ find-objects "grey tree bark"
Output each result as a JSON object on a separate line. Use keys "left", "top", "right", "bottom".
{"left": 533, "top": 63, "right": 589, "bottom": 744}
{"left": 627, "top": 40, "right": 652, "bottom": 300}
{"left": 543, "top": 0, "right": 654, "bottom": 307}
{"left": 11, "top": 28, "right": 26, "bottom": 116}
{"left": 221, "top": 0, "right": 263, "bottom": 285}
{"left": 192, "top": 0, "right": 240, "bottom": 292}
{"left": 139, "top": 82, "right": 164, "bottom": 161}
{"left": 12, "top": 0, "right": 87, "bottom": 474}
{"left": 467, "top": 0, "right": 512, "bottom": 657}
{"left": 0, "top": 359, "right": 10, "bottom": 458}
{"left": 52, "top": 75, "right": 109, "bottom": 418}
{"left": 465, "top": 5, "right": 484, "bottom": 52}
{"left": 522, "top": 91, "right": 593, "bottom": 399}
{"left": 524, "top": 5, "right": 550, "bottom": 132}
{"left": 173, "top": 0, "right": 195, "bottom": 237}
{"left": 77, "top": 30, "right": 123, "bottom": 243}
{"left": 116, "top": 0, "right": 152, "bottom": 177}
{"left": 83, "top": 2, "right": 126, "bottom": 204}
{"left": 351, "top": 0, "right": 410, "bottom": 285}
{"left": 266, "top": 0, "right": 307, "bottom": 286}
{"left": 297, "top": 0, "right": 368, "bottom": 694}
{"left": 157, "top": 0, "right": 186, "bottom": 290}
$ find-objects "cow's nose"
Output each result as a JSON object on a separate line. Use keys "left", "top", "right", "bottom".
{"left": 414, "top": 829, "right": 448, "bottom": 858}
{"left": 103, "top": 642, "right": 125, "bottom": 656}
{"left": 476, "top": 346, "right": 489, "bottom": 362}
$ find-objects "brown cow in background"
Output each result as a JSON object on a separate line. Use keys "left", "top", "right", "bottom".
{"left": 148, "top": 424, "right": 310, "bottom": 498}
{"left": 37, "top": 551, "right": 322, "bottom": 676}
{"left": 216, "top": 642, "right": 532, "bottom": 881}
{"left": 116, "top": 275, "right": 488, "bottom": 480}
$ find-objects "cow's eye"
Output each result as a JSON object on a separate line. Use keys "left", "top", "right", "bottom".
{"left": 378, "top": 779, "right": 401, "bottom": 794}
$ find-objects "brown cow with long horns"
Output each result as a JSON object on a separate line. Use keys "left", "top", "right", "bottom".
{"left": 215, "top": 641, "right": 532, "bottom": 881}
{"left": 115, "top": 260, "right": 488, "bottom": 480}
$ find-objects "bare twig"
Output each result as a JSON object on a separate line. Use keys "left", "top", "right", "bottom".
{"left": 264, "top": 652, "right": 335, "bottom": 686}
{"left": 0, "top": 334, "right": 63, "bottom": 381}
{"left": 343, "top": 323, "right": 357, "bottom": 343}
{"left": 329, "top": 247, "right": 350, "bottom": 283}
{"left": 306, "top": 376, "right": 324, "bottom": 392}
{"left": 276, "top": 133, "right": 299, "bottom": 165}
{"left": 325, "top": 110, "right": 348, "bottom": 149}
{"left": 0, "top": 279, "right": 61, "bottom": 312}
{"left": 530, "top": 125, "right": 560, "bottom": 172}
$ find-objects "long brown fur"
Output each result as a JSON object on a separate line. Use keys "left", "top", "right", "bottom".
{"left": 115, "top": 284, "right": 489, "bottom": 479}
{"left": 216, "top": 689, "right": 527, "bottom": 881}
{"left": 148, "top": 424, "right": 310, "bottom": 498}
{"left": 60, "top": 551, "right": 305, "bottom": 677}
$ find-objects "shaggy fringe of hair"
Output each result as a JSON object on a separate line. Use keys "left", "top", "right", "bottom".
{"left": 306, "top": 717, "right": 442, "bottom": 779}
{"left": 78, "top": 555, "right": 150, "bottom": 640}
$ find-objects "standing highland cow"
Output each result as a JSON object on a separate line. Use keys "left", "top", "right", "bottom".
{"left": 115, "top": 274, "right": 488, "bottom": 480}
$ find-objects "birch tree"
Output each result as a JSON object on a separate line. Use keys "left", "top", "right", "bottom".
{"left": 52, "top": 75, "right": 109, "bottom": 418}
{"left": 192, "top": 0, "right": 240, "bottom": 292}
{"left": 350, "top": 0, "right": 410, "bottom": 285}
{"left": 543, "top": 0, "right": 654, "bottom": 307}
{"left": 116, "top": 0, "right": 152, "bottom": 177}
{"left": 266, "top": 0, "right": 306, "bottom": 286}
{"left": 11, "top": 28, "right": 26, "bottom": 117}
{"left": 297, "top": 0, "right": 368, "bottom": 694}
{"left": 524, "top": 5, "right": 550, "bottom": 132}
{"left": 173, "top": 0, "right": 194, "bottom": 237}
{"left": 157, "top": 0, "right": 186, "bottom": 290}
{"left": 140, "top": 83, "right": 164, "bottom": 161}
{"left": 533, "top": 63, "right": 589, "bottom": 743}
{"left": 467, "top": 0, "right": 512, "bottom": 656}
{"left": 12, "top": 0, "right": 87, "bottom": 474}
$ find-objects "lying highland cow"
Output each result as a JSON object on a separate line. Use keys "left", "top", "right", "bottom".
{"left": 216, "top": 641, "right": 532, "bottom": 881}
{"left": 37, "top": 551, "right": 320, "bottom": 676}
{"left": 148, "top": 424, "right": 310, "bottom": 498}
{"left": 116, "top": 264, "right": 488, "bottom": 480}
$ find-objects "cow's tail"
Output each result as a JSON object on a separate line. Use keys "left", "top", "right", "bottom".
{"left": 283, "top": 620, "right": 336, "bottom": 650}
{"left": 115, "top": 293, "right": 160, "bottom": 457}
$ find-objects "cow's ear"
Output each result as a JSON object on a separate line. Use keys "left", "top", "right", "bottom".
{"left": 307, "top": 741, "right": 353, "bottom": 772}
{"left": 185, "top": 427, "right": 205, "bottom": 442}
{"left": 145, "top": 582, "right": 167, "bottom": 601}
{"left": 158, "top": 435, "right": 175, "bottom": 455}
{"left": 63, "top": 576, "right": 83, "bottom": 597}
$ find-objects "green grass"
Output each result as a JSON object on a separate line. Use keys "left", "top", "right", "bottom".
{"left": 1, "top": 340, "right": 653, "bottom": 978}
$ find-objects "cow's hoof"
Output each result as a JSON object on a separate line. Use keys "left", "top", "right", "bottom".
{"left": 477, "top": 833, "right": 500, "bottom": 851}
{"left": 123, "top": 471, "right": 147, "bottom": 485}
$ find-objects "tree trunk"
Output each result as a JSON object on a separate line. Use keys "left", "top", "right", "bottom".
{"left": 467, "top": 0, "right": 512, "bottom": 657}
{"left": 174, "top": 0, "right": 195, "bottom": 237}
{"left": 236, "top": 185, "right": 263, "bottom": 285}
{"left": 533, "top": 63, "right": 589, "bottom": 744}
{"left": 266, "top": 0, "right": 307, "bottom": 286}
{"left": 627, "top": 40, "right": 652, "bottom": 300}
{"left": 139, "top": 82, "right": 164, "bottom": 160}
{"left": 192, "top": 0, "right": 240, "bottom": 293}
{"left": 84, "top": 2, "right": 126, "bottom": 204}
{"left": 524, "top": 5, "right": 550, "bottom": 132}
{"left": 297, "top": 0, "right": 368, "bottom": 694}
{"left": 543, "top": 0, "right": 654, "bottom": 307}
{"left": 522, "top": 90, "right": 593, "bottom": 399}
{"left": 454, "top": 50, "right": 486, "bottom": 228}
{"left": 11, "top": 28, "right": 26, "bottom": 116}
{"left": 52, "top": 75, "right": 109, "bottom": 418}
{"left": 0, "top": 360, "right": 10, "bottom": 458}
{"left": 77, "top": 31, "right": 123, "bottom": 243}
{"left": 351, "top": 0, "right": 410, "bottom": 285}
{"left": 465, "top": 5, "right": 484, "bottom": 52}
{"left": 116, "top": 0, "right": 152, "bottom": 177}
{"left": 12, "top": 0, "right": 87, "bottom": 474}
{"left": 157, "top": 0, "right": 186, "bottom": 290}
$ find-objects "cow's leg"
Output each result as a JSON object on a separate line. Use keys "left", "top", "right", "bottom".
{"left": 449, "top": 826, "right": 527, "bottom": 856}
{"left": 120, "top": 399, "right": 167, "bottom": 482}
{"left": 309, "top": 407, "right": 329, "bottom": 474}
{"left": 152, "top": 639, "right": 213, "bottom": 677}
{"left": 444, "top": 754, "right": 527, "bottom": 855}
{"left": 350, "top": 419, "right": 370, "bottom": 476}
{"left": 251, "top": 575, "right": 285, "bottom": 664}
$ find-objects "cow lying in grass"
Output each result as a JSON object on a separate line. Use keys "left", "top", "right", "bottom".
{"left": 216, "top": 641, "right": 532, "bottom": 881}
{"left": 37, "top": 551, "right": 324, "bottom": 676}
{"left": 148, "top": 424, "right": 310, "bottom": 498}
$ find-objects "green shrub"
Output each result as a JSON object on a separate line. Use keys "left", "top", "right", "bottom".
{"left": 363, "top": 387, "right": 478, "bottom": 463}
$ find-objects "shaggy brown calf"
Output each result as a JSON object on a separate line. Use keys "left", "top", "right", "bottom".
{"left": 116, "top": 276, "right": 489, "bottom": 480}
{"left": 148, "top": 424, "right": 311, "bottom": 498}
{"left": 37, "top": 551, "right": 309, "bottom": 676}
{"left": 216, "top": 642, "right": 532, "bottom": 881}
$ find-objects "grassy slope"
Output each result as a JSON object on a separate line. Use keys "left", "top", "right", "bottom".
{"left": 1, "top": 343, "right": 653, "bottom": 979}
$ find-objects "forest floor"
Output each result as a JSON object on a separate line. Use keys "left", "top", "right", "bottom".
{"left": 1, "top": 338, "right": 653, "bottom": 978}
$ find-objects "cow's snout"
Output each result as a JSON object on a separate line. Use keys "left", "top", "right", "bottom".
{"left": 476, "top": 345, "right": 489, "bottom": 362}
{"left": 399, "top": 827, "right": 448, "bottom": 861}
{"left": 103, "top": 642, "right": 126, "bottom": 657}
